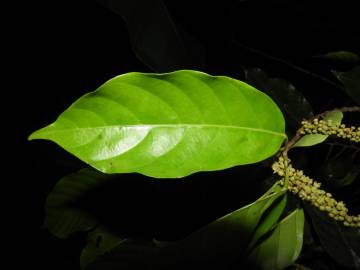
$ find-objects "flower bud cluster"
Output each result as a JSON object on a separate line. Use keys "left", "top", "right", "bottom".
{"left": 300, "top": 119, "right": 360, "bottom": 143}
{"left": 272, "top": 156, "right": 360, "bottom": 227}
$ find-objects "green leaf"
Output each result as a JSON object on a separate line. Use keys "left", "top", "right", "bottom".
{"left": 29, "top": 70, "right": 286, "bottom": 178}
{"left": 167, "top": 183, "right": 287, "bottom": 264}
{"left": 315, "top": 51, "right": 360, "bottom": 64}
{"left": 247, "top": 193, "right": 287, "bottom": 250}
{"left": 332, "top": 66, "right": 360, "bottom": 105}
{"left": 86, "top": 239, "right": 163, "bottom": 270}
{"left": 81, "top": 226, "right": 126, "bottom": 269}
{"left": 248, "top": 208, "right": 305, "bottom": 270}
{"left": 44, "top": 168, "right": 114, "bottom": 238}
{"left": 95, "top": 1, "right": 204, "bottom": 72}
{"left": 245, "top": 67, "right": 313, "bottom": 129}
{"left": 293, "top": 109, "right": 343, "bottom": 148}
{"left": 304, "top": 203, "right": 360, "bottom": 269}
{"left": 294, "top": 133, "right": 329, "bottom": 148}
{"left": 322, "top": 109, "right": 343, "bottom": 123}
{"left": 338, "top": 168, "right": 360, "bottom": 187}
{"left": 86, "top": 183, "right": 287, "bottom": 269}
{"left": 319, "top": 150, "right": 360, "bottom": 188}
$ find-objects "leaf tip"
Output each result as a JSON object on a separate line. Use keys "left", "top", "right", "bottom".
{"left": 28, "top": 131, "right": 38, "bottom": 141}
{"left": 28, "top": 125, "right": 54, "bottom": 141}
{"left": 28, "top": 129, "right": 44, "bottom": 141}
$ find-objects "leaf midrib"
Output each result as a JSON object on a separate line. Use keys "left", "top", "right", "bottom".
{"left": 35, "top": 124, "right": 286, "bottom": 138}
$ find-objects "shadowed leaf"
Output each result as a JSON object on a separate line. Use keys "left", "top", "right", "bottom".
{"left": 44, "top": 169, "right": 114, "bottom": 238}
{"left": 245, "top": 67, "right": 313, "bottom": 129}
{"left": 305, "top": 203, "right": 360, "bottom": 268}
{"left": 315, "top": 51, "right": 360, "bottom": 64}
{"left": 319, "top": 148, "right": 360, "bottom": 188}
{"left": 247, "top": 194, "right": 287, "bottom": 250}
{"left": 86, "top": 183, "right": 286, "bottom": 269}
{"left": 81, "top": 226, "right": 126, "bottom": 269}
{"left": 332, "top": 66, "right": 360, "bottom": 105}
{"left": 248, "top": 208, "right": 304, "bottom": 270}
{"left": 96, "top": 0, "right": 205, "bottom": 72}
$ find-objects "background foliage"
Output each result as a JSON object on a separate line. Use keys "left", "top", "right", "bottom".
{"left": 10, "top": 0, "right": 360, "bottom": 269}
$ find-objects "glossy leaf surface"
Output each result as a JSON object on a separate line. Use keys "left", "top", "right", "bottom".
{"left": 29, "top": 70, "right": 286, "bottom": 178}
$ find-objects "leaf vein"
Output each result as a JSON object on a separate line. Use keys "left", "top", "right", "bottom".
{"left": 36, "top": 124, "right": 286, "bottom": 138}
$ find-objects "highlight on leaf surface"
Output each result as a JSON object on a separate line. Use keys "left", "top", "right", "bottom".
{"left": 29, "top": 70, "right": 286, "bottom": 178}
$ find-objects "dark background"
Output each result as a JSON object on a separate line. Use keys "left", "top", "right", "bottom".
{"left": 8, "top": 0, "right": 359, "bottom": 269}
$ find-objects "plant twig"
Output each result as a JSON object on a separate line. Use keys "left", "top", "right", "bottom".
{"left": 284, "top": 106, "right": 360, "bottom": 153}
